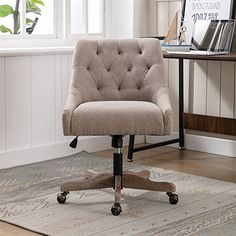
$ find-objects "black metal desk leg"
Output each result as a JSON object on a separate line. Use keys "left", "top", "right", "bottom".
{"left": 126, "top": 59, "right": 184, "bottom": 156}
{"left": 127, "top": 135, "right": 135, "bottom": 162}
{"left": 179, "top": 58, "right": 184, "bottom": 149}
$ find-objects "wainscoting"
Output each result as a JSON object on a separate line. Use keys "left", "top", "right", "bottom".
{"left": 0, "top": 52, "right": 73, "bottom": 151}
{"left": 0, "top": 51, "right": 80, "bottom": 168}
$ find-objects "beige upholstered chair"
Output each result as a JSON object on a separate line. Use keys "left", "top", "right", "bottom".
{"left": 57, "top": 38, "right": 178, "bottom": 215}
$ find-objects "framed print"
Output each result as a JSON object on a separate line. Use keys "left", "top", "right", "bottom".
{"left": 180, "top": 0, "right": 236, "bottom": 45}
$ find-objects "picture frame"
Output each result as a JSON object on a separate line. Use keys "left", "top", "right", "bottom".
{"left": 180, "top": 0, "right": 236, "bottom": 45}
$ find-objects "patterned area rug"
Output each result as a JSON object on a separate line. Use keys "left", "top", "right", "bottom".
{"left": 0, "top": 151, "right": 236, "bottom": 236}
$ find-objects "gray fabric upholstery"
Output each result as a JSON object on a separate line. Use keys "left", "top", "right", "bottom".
{"left": 63, "top": 38, "right": 173, "bottom": 136}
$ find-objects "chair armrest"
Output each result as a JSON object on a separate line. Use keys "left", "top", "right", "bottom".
{"left": 62, "top": 89, "right": 82, "bottom": 135}
{"left": 152, "top": 86, "right": 173, "bottom": 134}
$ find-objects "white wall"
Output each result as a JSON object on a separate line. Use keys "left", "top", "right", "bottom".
{"left": 133, "top": 0, "right": 148, "bottom": 37}
{"left": 105, "top": 0, "right": 134, "bottom": 38}
{"left": 106, "top": 0, "right": 153, "bottom": 38}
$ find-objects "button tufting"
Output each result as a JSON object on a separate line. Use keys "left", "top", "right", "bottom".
{"left": 97, "top": 46, "right": 100, "bottom": 55}
{"left": 107, "top": 68, "right": 110, "bottom": 72}
{"left": 128, "top": 66, "right": 132, "bottom": 72}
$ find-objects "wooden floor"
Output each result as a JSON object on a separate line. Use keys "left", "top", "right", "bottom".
{"left": 1, "top": 146, "right": 236, "bottom": 235}
{"left": 96, "top": 146, "right": 236, "bottom": 183}
{"left": 0, "top": 220, "right": 41, "bottom": 236}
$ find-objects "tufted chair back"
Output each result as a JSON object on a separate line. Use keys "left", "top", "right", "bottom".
{"left": 70, "top": 38, "right": 165, "bottom": 103}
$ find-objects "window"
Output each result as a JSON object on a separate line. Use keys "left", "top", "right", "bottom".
{"left": 0, "top": 0, "right": 104, "bottom": 42}
{"left": 67, "top": 0, "right": 104, "bottom": 36}
{"left": 26, "top": 0, "right": 54, "bottom": 35}
{"left": 0, "top": 0, "right": 54, "bottom": 36}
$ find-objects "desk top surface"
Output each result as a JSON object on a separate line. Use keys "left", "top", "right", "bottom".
{"left": 163, "top": 52, "right": 236, "bottom": 61}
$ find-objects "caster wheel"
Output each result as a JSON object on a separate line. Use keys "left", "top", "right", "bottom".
{"left": 111, "top": 203, "right": 122, "bottom": 216}
{"left": 57, "top": 192, "right": 68, "bottom": 204}
{"left": 167, "top": 192, "right": 178, "bottom": 205}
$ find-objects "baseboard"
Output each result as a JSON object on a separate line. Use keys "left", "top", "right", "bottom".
{"left": 146, "top": 133, "right": 236, "bottom": 158}
{"left": 0, "top": 135, "right": 144, "bottom": 169}
{"left": 2, "top": 132, "right": 235, "bottom": 169}
{"left": 185, "top": 133, "right": 236, "bottom": 157}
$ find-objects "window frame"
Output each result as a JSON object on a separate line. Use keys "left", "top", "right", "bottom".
{"left": 0, "top": 0, "right": 105, "bottom": 47}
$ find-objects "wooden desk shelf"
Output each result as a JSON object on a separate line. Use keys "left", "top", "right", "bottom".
{"left": 184, "top": 113, "right": 236, "bottom": 136}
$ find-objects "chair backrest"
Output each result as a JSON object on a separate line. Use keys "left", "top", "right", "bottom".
{"left": 71, "top": 38, "right": 165, "bottom": 103}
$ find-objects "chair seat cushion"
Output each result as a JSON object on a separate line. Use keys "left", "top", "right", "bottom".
{"left": 71, "top": 101, "right": 165, "bottom": 135}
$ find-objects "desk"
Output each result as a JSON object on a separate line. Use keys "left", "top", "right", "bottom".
{"left": 127, "top": 52, "right": 236, "bottom": 161}
{"left": 164, "top": 52, "right": 236, "bottom": 61}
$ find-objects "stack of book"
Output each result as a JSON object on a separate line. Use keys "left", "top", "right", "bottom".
{"left": 161, "top": 44, "right": 190, "bottom": 52}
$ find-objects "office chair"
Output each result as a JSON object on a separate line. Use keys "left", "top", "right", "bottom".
{"left": 57, "top": 38, "right": 178, "bottom": 216}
